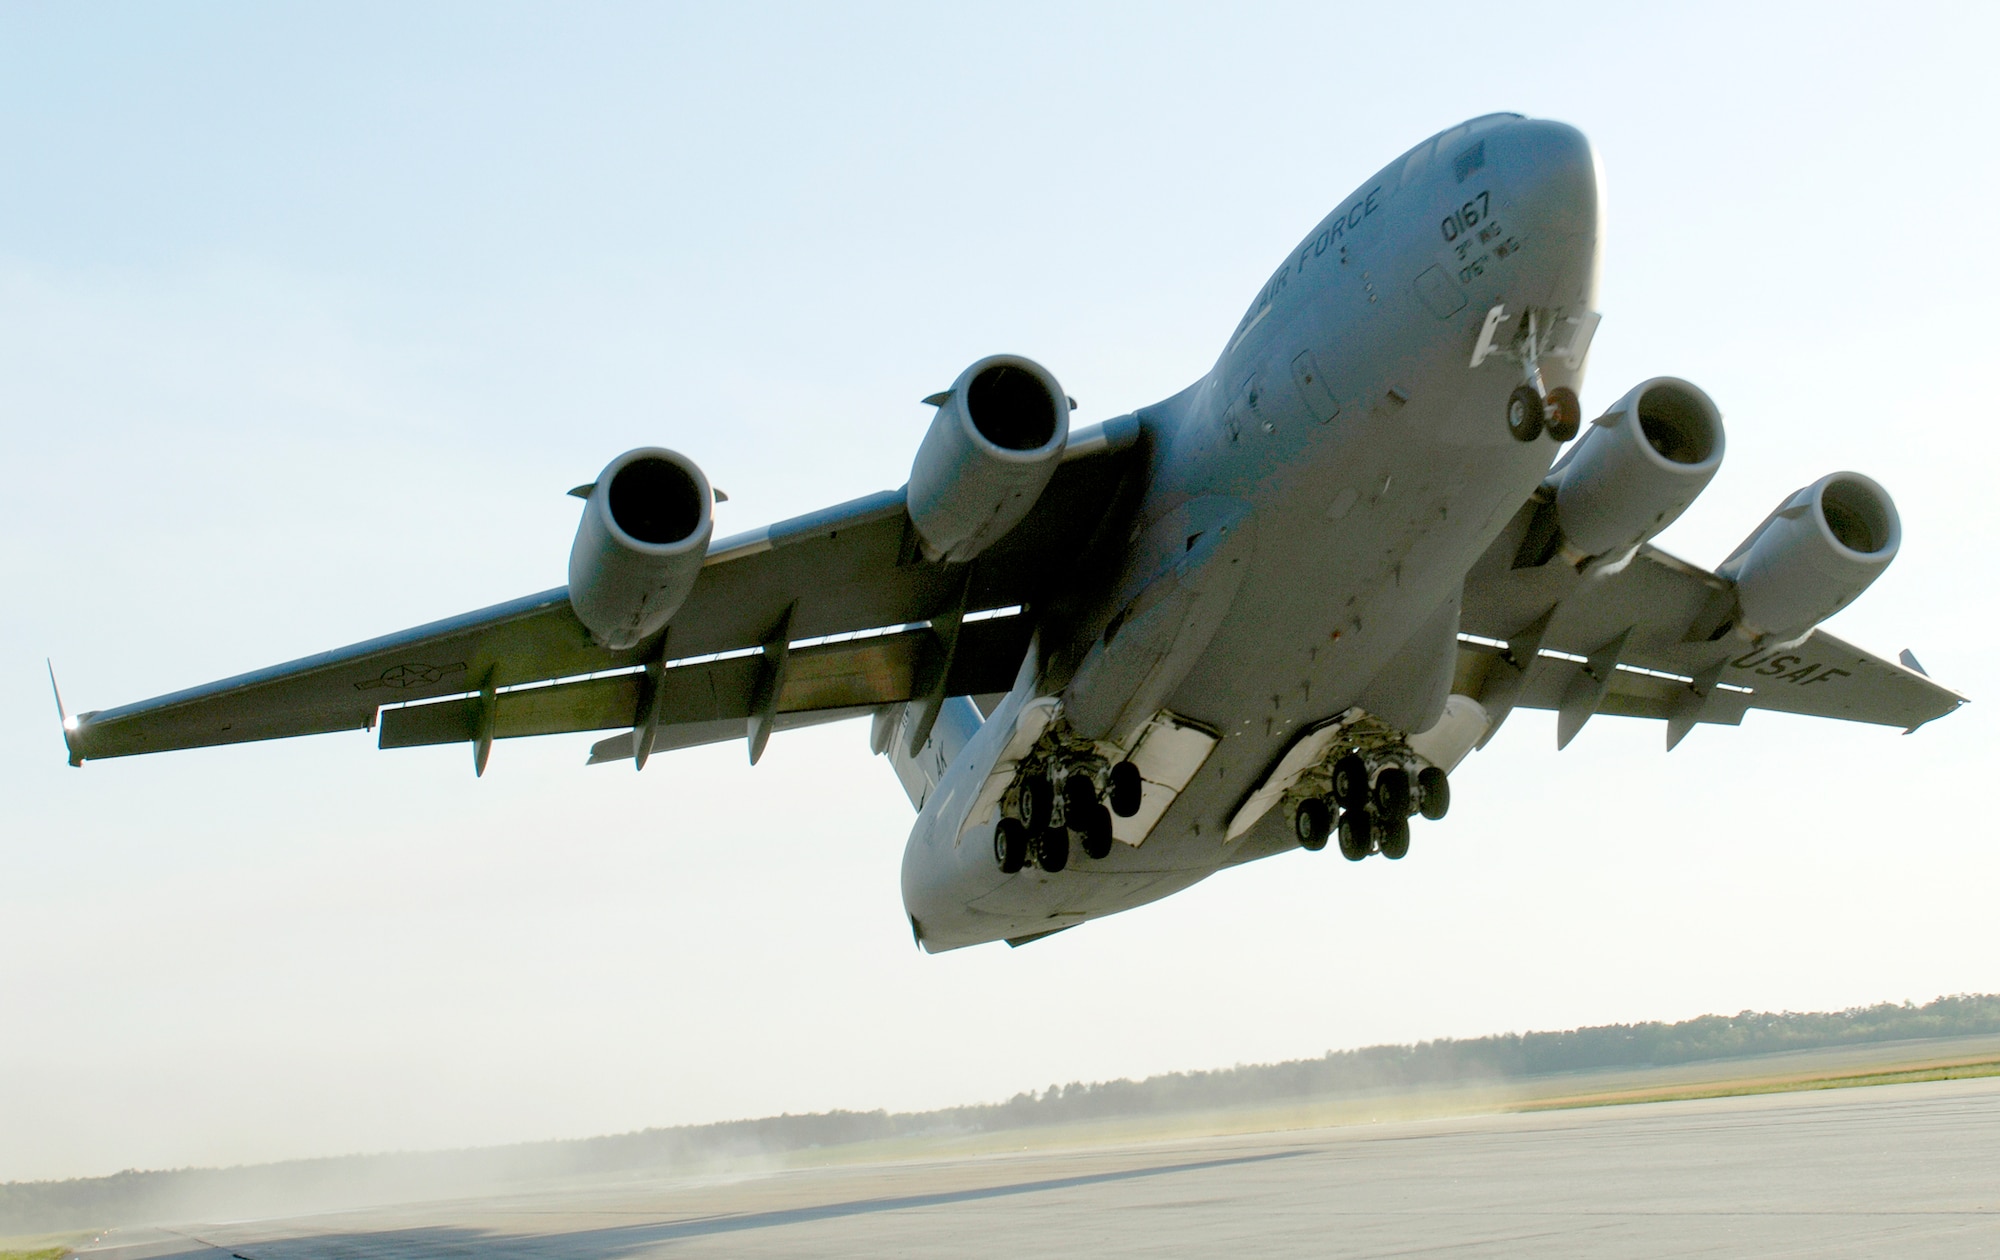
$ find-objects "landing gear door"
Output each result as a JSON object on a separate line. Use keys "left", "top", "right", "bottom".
{"left": 1107, "top": 711, "right": 1219, "bottom": 847}
{"left": 1545, "top": 309, "right": 1601, "bottom": 370}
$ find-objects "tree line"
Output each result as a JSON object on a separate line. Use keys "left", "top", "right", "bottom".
{"left": 6, "top": 994, "right": 1996, "bottom": 1235}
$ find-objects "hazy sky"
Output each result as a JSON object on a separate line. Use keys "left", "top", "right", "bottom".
{"left": 4, "top": 3, "right": 1997, "bottom": 1184}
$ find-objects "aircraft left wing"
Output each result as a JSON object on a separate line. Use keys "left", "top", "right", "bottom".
{"left": 62, "top": 418, "right": 1143, "bottom": 768}
{"left": 1456, "top": 496, "right": 1966, "bottom": 749}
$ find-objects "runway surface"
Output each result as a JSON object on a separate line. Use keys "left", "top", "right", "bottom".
{"left": 78, "top": 1076, "right": 2000, "bottom": 1258}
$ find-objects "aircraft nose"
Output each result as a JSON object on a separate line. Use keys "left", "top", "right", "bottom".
{"left": 1496, "top": 118, "right": 1600, "bottom": 243}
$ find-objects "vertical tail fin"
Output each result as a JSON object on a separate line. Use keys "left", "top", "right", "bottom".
{"left": 876, "top": 696, "right": 982, "bottom": 810}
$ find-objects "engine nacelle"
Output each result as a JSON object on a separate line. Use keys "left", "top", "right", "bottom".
{"left": 1720, "top": 472, "right": 1900, "bottom": 647}
{"left": 567, "top": 447, "right": 714, "bottom": 649}
{"left": 907, "top": 355, "right": 1070, "bottom": 564}
{"left": 1552, "top": 377, "right": 1725, "bottom": 560}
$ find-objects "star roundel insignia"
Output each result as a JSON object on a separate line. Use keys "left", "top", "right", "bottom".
{"left": 355, "top": 661, "right": 468, "bottom": 690}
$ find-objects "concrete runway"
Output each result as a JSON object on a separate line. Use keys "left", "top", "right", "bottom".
{"left": 80, "top": 1076, "right": 2000, "bottom": 1258}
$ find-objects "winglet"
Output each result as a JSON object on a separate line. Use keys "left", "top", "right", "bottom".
{"left": 47, "top": 660, "right": 81, "bottom": 768}
{"left": 567, "top": 483, "right": 596, "bottom": 500}
{"left": 1898, "top": 649, "right": 1929, "bottom": 677}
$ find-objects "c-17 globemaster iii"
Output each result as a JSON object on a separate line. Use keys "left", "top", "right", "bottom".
{"left": 59, "top": 114, "right": 1964, "bottom": 951}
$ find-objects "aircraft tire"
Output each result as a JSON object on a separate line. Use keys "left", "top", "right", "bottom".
{"left": 993, "top": 818, "right": 1028, "bottom": 874}
{"left": 1036, "top": 827, "right": 1070, "bottom": 873}
{"left": 1079, "top": 805, "right": 1114, "bottom": 860}
{"left": 1020, "top": 773, "right": 1054, "bottom": 836}
{"left": 1507, "top": 385, "right": 1545, "bottom": 442}
{"left": 1337, "top": 808, "right": 1372, "bottom": 861}
{"left": 1332, "top": 753, "right": 1370, "bottom": 810}
{"left": 1294, "top": 797, "right": 1331, "bottom": 851}
{"left": 1372, "top": 766, "right": 1412, "bottom": 818}
{"left": 1545, "top": 386, "right": 1581, "bottom": 441}
{"left": 1378, "top": 814, "right": 1411, "bottom": 860}
{"left": 1108, "top": 760, "right": 1143, "bottom": 817}
{"left": 1062, "top": 772, "right": 1098, "bottom": 819}
{"left": 1417, "top": 766, "right": 1450, "bottom": 821}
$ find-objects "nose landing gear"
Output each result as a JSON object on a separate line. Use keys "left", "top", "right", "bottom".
{"left": 1545, "top": 386, "right": 1581, "bottom": 441}
{"left": 1507, "top": 385, "right": 1545, "bottom": 442}
{"left": 1508, "top": 384, "right": 1581, "bottom": 444}
{"left": 1485, "top": 307, "right": 1584, "bottom": 444}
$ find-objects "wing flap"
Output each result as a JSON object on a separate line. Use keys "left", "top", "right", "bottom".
{"left": 1501, "top": 652, "right": 1752, "bottom": 726}
{"left": 374, "top": 615, "right": 1033, "bottom": 753}
{"left": 586, "top": 706, "right": 881, "bottom": 764}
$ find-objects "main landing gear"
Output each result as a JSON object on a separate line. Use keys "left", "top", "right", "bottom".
{"left": 1294, "top": 752, "right": 1450, "bottom": 863}
{"left": 993, "top": 759, "right": 1139, "bottom": 874}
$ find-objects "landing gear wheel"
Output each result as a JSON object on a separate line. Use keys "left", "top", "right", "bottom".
{"left": 1332, "top": 753, "right": 1370, "bottom": 811}
{"left": 1337, "top": 808, "right": 1373, "bottom": 861}
{"left": 1378, "top": 814, "right": 1411, "bottom": 860}
{"left": 1108, "top": 760, "right": 1143, "bottom": 818}
{"left": 1019, "top": 773, "right": 1053, "bottom": 837}
{"left": 993, "top": 818, "right": 1027, "bottom": 874}
{"left": 1062, "top": 773, "right": 1098, "bottom": 823}
{"left": 1294, "top": 797, "right": 1331, "bottom": 851}
{"left": 1036, "top": 827, "right": 1070, "bottom": 873}
{"left": 1417, "top": 766, "right": 1451, "bottom": 821}
{"left": 1372, "top": 766, "right": 1412, "bottom": 819}
{"left": 1078, "top": 805, "right": 1114, "bottom": 861}
{"left": 1545, "top": 386, "right": 1581, "bottom": 441}
{"left": 1507, "top": 385, "right": 1545, "bottom": 442}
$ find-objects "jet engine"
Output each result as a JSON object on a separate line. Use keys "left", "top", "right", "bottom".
{"left": 1550, "top": 378, "right": 1724, "bottom": 560}
{"left": 1720, "top": 472, "right": 1900, "bottom": 647}
{"left": 568, "top": 447, "right": 714, "bottom": 649}
{"left": 907, "top": 355, "right": 1070, "bottom": 563}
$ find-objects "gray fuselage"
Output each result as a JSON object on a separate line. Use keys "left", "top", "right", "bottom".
{"left": 903, "top": 114, "right": 1601, "bottom": 950}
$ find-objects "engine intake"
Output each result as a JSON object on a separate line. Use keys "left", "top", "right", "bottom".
{"left": 907, "top": 355, "right": 1070, "bottom": 563}
{"left": 568, "top": 447, "right": 714, "bottom": 649}
{"left": 1551, "top": 377, "right": 1725, "bottom": 560}
{"left": 1721, "top": 472, "right": 1900, "bottom": 647}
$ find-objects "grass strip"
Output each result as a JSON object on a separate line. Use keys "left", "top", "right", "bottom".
{"left": 1514, "top": 1056, "right": 2000, "bottom": 1113}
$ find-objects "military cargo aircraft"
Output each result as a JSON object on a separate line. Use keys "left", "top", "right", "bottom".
{"left": 59, "top": 114, "right": 1963, "bottom": 951}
